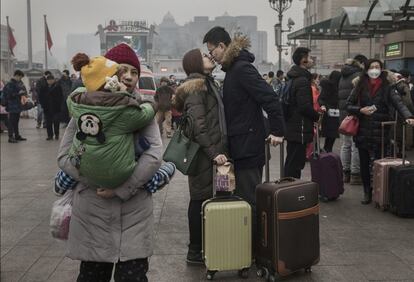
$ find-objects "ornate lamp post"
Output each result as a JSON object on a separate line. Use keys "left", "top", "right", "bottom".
{"left": 268, "top": 0, "right": 294, "bottom": 70}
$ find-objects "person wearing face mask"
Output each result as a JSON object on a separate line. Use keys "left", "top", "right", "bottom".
{"left": 346, "top": 59, "right": 414, "bottom": 205}
{"left": 284, "top": 47, "right": 320, "bottom": 178}
{"left": 172, "top": 48, "right": 228, "bottom": 264}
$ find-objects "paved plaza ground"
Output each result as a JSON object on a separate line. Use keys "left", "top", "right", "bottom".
{"left": 1, "top": 119, "right": 414, "bottom": 282}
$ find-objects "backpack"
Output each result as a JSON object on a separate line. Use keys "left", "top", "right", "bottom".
{"left": 275, "top": 79, "right": 293, "bottom": 119}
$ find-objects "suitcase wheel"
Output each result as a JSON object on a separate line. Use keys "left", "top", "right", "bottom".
{"left": 267, "top": 274, "right": 277, "bottom": 282}
{"left": 206, "top": 270, "right": 216, "bottom": 280}
{"left": 256, "top": 267, "right": 269, "bottom": 278}
{"left": 305, "top": 267, "right": 312, "bottom": 273}
{"left": 238, "top": 268, "right": 249, "bottom": 279}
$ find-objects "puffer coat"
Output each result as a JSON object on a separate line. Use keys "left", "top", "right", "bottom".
{"left": 173, "top": 74, "right": 227, "bottom": 200}
{"left": 346, "top": 72, "right": 413, "bottom": 150}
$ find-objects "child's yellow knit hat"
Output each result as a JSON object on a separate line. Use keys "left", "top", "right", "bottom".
{"left": 72, "top": 53, "right": 119, "bottom": 91}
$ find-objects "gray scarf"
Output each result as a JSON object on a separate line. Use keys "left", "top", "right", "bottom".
{"left": 206, "top": 77, "right": 227, "bottom": 138}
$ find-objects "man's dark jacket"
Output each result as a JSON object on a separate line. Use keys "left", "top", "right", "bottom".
{"left": 285, "top": 65, "right": 319, "bottom": 144}
{"left": 221, "top": 36, "right": 285, "bottom": 170}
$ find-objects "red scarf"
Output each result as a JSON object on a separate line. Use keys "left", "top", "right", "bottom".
{"left": 368, "top": 78, "right": 382, "bottom": 97}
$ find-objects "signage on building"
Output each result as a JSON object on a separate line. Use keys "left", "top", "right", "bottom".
{"left": 105, "top": 20, "right": 148, "bottom": 33}
{"left": 385, "top": 42, "right": 402, "bottom": 57}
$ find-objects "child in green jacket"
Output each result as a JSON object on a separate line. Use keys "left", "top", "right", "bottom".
{"left": 67, "top": 53, "right": 156, "bottom": 188}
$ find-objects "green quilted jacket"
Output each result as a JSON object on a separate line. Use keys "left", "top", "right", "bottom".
{"left": 67, "top": 87, "right": 155, "bottom": 188}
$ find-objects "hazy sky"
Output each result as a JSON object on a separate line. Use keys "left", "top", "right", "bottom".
{"left": 1, "top": 0, "right": 306, "bottom": 65}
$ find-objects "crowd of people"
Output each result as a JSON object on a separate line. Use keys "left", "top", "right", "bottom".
{"left": 1, "top": 25, "right": 414, "bottom": 281}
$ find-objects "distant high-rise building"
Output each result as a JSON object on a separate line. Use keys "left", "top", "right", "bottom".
{"left": 153, "top": 12, "right": 268, "bottom": 67}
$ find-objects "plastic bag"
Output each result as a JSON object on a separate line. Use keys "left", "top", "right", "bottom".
{"left": 214, "top": 162, "right": 236, "bottom": 192}
{"left": 50, "top": 190, "right": 73, "bottom": 240}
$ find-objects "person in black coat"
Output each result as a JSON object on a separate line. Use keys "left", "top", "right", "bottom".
{"left": 2, "top": 70, "right": 27, "bottom": 143}
{"left": 40, "top": 75, "right": 63, "bottom": 140}
{"left": 204, "top": 27, "right": 285, "bottom": 252}
{"left": 318, "top": 70, "right": 341, "bottom": 152}
{"left": 338, "top": 56, "right": 367, "bottom": 184}
{"left": 58, "top": 70, "right": 73, "bottom": 125}
{"left": 284, "top": 47, "right": 320, "bottom": 178}
{"left": 346, "top": 59, "right": 414, "bottom": 204}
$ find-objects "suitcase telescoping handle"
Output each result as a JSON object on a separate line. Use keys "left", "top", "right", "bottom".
{"left": 265, "top": 139, "right": 285, "bottom": 183}
{"left": 381, "top": 121, "right": 397, "bottom": 159}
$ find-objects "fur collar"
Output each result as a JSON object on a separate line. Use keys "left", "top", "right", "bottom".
{"left": 221, "top": 36, "right": 251, "bottom": 70}
{"left": 352, "top": 70, "right": 396, "bottom": 87}
{"left": 173, "top": 74, "right": 207, "bottom": 112}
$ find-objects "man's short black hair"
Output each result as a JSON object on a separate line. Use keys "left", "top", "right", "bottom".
{"left": 63, "top": 70, "right": 70, "bottom": 76}
{"left": 399, "top": 69, "right": 411, "bottom": 78}
{"left": 203, "top": 26, "right": 231, "bottom": 46}
{"left": 353, "top": 54, "right": 368, "bottom": 67}
{"left": 14, "top": 70, "right": 24, "bottom": 77}
{"left": 292, "top": 47, "right": 311, "bottom": 66}
{"left": 268, "top": 71, "right": 275, "bottom": 78}
{"left": 276, "top": 70, "right": 284, "bottom": 78}
{"left": 44, "top": 71, "right": 52, "bottom": 76}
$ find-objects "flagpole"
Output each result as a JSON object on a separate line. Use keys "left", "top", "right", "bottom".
{"left": 6, "top": 16, "right": 12, "bottom": 77}
{"left": 44, "top": 15, "right": 48, "bottom": 70}
{"left": 27, "top": 0, "right": 33, "bottom": 70}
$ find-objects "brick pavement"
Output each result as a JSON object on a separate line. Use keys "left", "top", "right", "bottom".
{"left": 1, "top": 119, "right": 414, "bottom": 281}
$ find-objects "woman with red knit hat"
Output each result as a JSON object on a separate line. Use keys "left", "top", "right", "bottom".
{"left": 57, "top": 43, "right": 163, "bottom": 282}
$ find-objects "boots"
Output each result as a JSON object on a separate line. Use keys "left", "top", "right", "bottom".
{"left": 343, "top": 171, "right": 350, "bottom": 183}
{"left": 350, "top": 174, "right": 362, "bottom": 185}
{"left": 361, "top": 192, "right": 372, "bottom": 205}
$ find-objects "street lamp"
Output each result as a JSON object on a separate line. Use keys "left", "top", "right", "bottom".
{"left": 268, "top": 0, "right": 294, "bottom": 70}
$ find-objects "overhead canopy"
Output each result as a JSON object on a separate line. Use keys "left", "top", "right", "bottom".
{"left": 288, "top": 0, "right": 414, "bottom": 41}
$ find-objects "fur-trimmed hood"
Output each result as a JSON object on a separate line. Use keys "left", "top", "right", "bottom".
{"left": 221, "top": 36, "right": 253, "bottom": 70}
{"left": 173, "top": 73, "right": 207, "bottom": 112}
{"left": 341, "top": 59, "right": 364, "bottom": 78}
{"left": 352, "top": 70, "right": 397, "bottom": 87}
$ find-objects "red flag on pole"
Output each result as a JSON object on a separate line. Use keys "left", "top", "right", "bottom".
{"left": 7, "top": 19, "right": 17, "bottom": 56}
{"left": 45, "top": 20, "right": 53, "bottom": 51}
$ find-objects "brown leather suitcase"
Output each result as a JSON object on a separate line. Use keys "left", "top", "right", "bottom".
{"left": 256, "top": 142, "right": 320, "bottom": 281}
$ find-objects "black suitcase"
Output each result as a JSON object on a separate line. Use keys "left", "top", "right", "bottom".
{"left": 388, "top": 124, "right": 414, "bottom": 217}
{"left": 256, "top": 142, "right": 320, "bottom": 281}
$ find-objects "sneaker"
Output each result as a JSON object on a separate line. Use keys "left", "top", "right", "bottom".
{"left": 350, "top": 174, "right": 362, "bottom": 185}
{"left": 186, "top": 249, "right": 203, "bottom": 265}
{"left": 8, "top": 137, "right": 18, "bottom": 143}
{"left": 55, "top": 135, "right": 59, "bottom": 140}
{"left": 36, "top": 124, "right": 41, "bottom": 129}
{"left": 15, "top": 136, "right": 27, "bottom": 141}
{"left": 46, "top": 137, "right": 53, "bottom": 141}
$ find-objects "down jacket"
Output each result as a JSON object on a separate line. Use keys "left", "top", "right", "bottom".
{"left": 285, "top": 65, "right": 320, "bottom": 144}
{"left": 221, "top": 36, "right": 285, "bottom": 169}
{"left": 346, "top": 72, "right": 413, "bottom": 150}
{"left": 338, "top": 60, "right": 364, "bottom": 122}
{"left": 67, "top": 88, "right": 155, "bottom": 188}
{"left": 58, "top": 117, "right": 162, "bottom": 262}
{"left": 174, "top": 74, "right": 227, "bottom": 200}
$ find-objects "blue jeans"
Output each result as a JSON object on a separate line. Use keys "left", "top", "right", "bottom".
{"left": 340, "top": 134, "right": 360, "bottom": 174}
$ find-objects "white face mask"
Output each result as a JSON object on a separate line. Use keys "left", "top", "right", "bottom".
{"left": 368, "top": 69, "right": 381, "bottom": 79}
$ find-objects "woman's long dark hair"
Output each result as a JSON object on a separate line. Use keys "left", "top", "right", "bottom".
{"left": 354, "top": 59, "right": 389, "bottom": 98}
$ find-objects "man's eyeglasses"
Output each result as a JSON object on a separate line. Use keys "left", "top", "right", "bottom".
{"left": 208, "top": 45, "right": 220, "bottom": 56}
